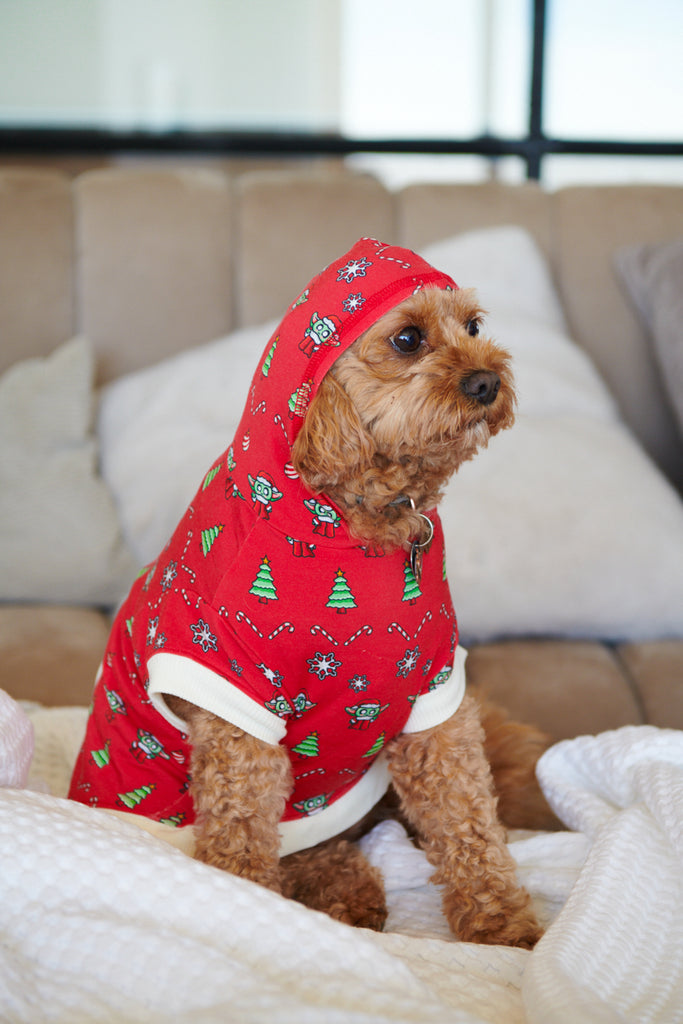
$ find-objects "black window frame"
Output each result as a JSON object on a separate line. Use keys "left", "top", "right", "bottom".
{"left": 1, "top": 0, "right": 681, "bottom": 180}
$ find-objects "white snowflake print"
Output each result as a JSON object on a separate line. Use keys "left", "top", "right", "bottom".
{"left": 342, "top": 292, "right": 365, "bottom": 314}
{"left": 396, "top": 645, "right": 421, "bottom": 678}
{"left": 230, "top": 658, "right": 243, "bottom": 677}
{"left": 348, "top": 674, "right": 370, "bottom": 692}
{"left": 307, "top": 651, "right": 342, "bottom": 680}
{"left": 337, "top": 257, "right": 372, "bottom": 284}
{"left": 257, "top": 662, "right": 284, "bottom": 688}
{"left": 190, "top": 618, "right": 218, "bottom": 653}
{"left": 146, "top": 616, "right": 160, "bottom": 646}
{"left": 154, "top": 632, "right": 167, "bottom": 650}
{"left": 160, "top": 560, "right": 178, "bottom": 590}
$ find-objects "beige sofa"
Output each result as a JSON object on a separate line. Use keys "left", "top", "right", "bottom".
{"left": 1, "top": 163, "right": 682, "bottom": 743}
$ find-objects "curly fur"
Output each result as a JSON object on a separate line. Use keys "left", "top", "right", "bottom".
{"left": 291, "top": 288, "right": 515, "bottom": 548}
{"left": 177, "top": 287, "right": 546, "bottom": 946}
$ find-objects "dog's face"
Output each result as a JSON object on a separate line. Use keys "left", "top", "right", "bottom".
{"left": 291, "top": 287, "right": 515, "bottom": 545}
{"left": 332, "top": 287, "right": 514, "bottom": 462}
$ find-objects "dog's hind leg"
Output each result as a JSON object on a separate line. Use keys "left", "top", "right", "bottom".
{"left": 281, "top": 839, "right": 387, "bottom": 931}
{"left": 386, "top": 695, "right": 542, "bottom": 948}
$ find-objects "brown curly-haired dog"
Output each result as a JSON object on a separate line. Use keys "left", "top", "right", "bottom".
{"left": 172, "top": 285, "right": 545, "bottom": 947}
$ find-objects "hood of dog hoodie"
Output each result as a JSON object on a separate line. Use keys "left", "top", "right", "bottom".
{"left": 69, "top": 238, "right": 468, "bottom": 854}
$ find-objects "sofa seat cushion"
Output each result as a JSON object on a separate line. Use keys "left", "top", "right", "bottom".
{"left": 0, "top": 605, "right": 110, "bottom": 706}
{"left": 465, "top": 640, "right": 644, "bottom": 742}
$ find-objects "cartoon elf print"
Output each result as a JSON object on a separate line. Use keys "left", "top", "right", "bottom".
{"left": 299, "top": 311, "right": 342, "bottom": 358}
{"left": 265, "top": 692, "right": 294, "bottom": 718}
{"left": 104, "top": 686, "right": 126, "bottom": 721}
{"left": 290, "top": 690, "right": 317, "bottom": 717}
{"left": 345, "top": 700, "right": 390, "bottom": 730}
{"left": 248, "top": 471, "right": 283, "bottom": 519}
{"left": 304, "top": 498, "right": 341, "bottom": 537}
{"left": 429, "top": 667, "right": 452, "bottom": 691}
{"left": 130, "top": 728, "right": 185, "bottom": 765}
{"left": 293, "top": 793, "right": 328, "bottom": 816}
{"left": 287, "top": 536, "right": 316, "bottom": 558}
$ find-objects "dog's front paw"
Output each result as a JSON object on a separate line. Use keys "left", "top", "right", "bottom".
{"left": 443, "top": 886, "right": 542, "bottom": 948}
{"left": 281, "top": 839, "right": 388, "bottom": 931}
{"left": 325, "top": 881, "right": 388, "bottom": 932}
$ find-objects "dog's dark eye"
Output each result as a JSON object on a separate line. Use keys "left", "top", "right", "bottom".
{"left": 391, "top": 326, "right": 423, "bottom": 354}
{"left": 466, "top": 318, "right": 480, "bottom": 337}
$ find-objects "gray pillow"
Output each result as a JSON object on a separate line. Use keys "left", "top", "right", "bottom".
{"left": 615, "top": 239, "right": 683, "bottom": 441}
{"left": 0, "top": 337, "right": 137, "bottom": 605}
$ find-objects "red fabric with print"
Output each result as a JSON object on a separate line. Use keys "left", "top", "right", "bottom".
{"left": 69, "top": 238, "right": 462, "bottom": 837}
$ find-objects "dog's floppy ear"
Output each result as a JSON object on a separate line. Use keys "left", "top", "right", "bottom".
{"left": 291, "top": 374, "right": 375, "bottom": 494}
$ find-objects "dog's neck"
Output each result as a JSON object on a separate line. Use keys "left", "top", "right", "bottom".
{"left": 320, "top": 453, "right": 454, "bottom": 552}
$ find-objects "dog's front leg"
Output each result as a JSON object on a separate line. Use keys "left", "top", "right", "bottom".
{"left": 185, "top": 706, "right": 292, "bottom": 892}
{"left": 386, "top": 695, "right": 542, "bottom": 948}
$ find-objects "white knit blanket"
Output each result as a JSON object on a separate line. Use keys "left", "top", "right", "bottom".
{"left": 1, "top": 692, "right": 682, "bottom": 1023}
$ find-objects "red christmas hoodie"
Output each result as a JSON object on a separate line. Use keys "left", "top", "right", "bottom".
{"left": 69, "top": 238, "right": 466, "bottom": 854}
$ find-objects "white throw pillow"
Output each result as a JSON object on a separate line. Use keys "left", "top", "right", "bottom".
{"left": 422, "top": 227, "right": 683, "bottom": 642}
{"left": 99, "top": 323, "right": 276, "bottom": 565}
{"left": 0, "top": 337, "right": 137, "bottom": 605}
{"left": 98, "top": 228, "right": 683, "bottom": 641}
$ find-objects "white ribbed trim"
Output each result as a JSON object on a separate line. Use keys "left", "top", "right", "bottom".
{"left": 147, "top": 652, "right": 286, "bottom": 744}
{"left": 402, "top": 645, "right": 467, "bottom": 734}
{"left": 278, "top": 755, "right": 392, "bottom": 856}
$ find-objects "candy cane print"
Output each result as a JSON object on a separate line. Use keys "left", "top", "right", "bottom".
{"left": 414, "top": 611, "right": 433, "bottom": 637}
{"left": 273, "top": 412, "right": 289, "bottom": 442}
{"left": 368, "top": 239, "right": 412, "bottom": 270}
{"left": 267, "top": 622, "right": 295, "bottom": 640}
{"left": 235, "top": 610, "right": 264, "bottom": 638}
{"left": 343, "top": 624, "right": 373, "bottom": 646}
{"left": 387, "top": 622, "right": 410, "bottom": 640}
{"left": 180, "top": 588, "right": 203, "bottom": 609}
{"left": 294, "top": 767, "right": 326, "bottom": 780}
{"left": 310, "top": 624, "right": 338, "bottom": 646}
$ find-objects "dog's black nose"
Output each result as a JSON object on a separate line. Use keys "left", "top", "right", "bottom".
{"left": 460, "top": 370, "right": 501, "bottom": 406}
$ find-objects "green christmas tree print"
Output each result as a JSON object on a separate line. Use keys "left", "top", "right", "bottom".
{"left": 292, "top": 731, "right": 319, "bottom": 757}
{"left": 326, "top": 568, "right": 357, "bottom": 614}
{"left": 402, "top": 560, "right": 422, "bottom": 604}
{"left": 159, "top": 813, "right": 187, "bottom": 827}
{"left": 90, "top": 740, "right": 110, "bottom": 768}
{"left": 117, "top": 784, "right": 155, "bottom": 809}
{"left": 363, "top": 732, "right": 385, "bottom": 758}
{"left": 201, "top": 524, "right": 224, "bottom": 556}
{"left": 249, "top": 556, "right": 278, "bottom": 603}
{"left": 262, "top": 337, "right": 278, "bottom": 376}
{"left": 202, "top": 465, "right": 221, "bottom": 490}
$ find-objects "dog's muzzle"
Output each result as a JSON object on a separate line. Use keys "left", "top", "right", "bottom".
{"left": 460, "top": 370, "right": 501, "bottom": 406}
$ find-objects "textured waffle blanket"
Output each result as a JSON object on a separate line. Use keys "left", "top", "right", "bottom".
{"left": 1, "top": 693, "right": 682, "bottom": 1023}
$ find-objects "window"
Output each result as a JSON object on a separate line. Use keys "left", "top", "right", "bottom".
{"left": 0, "top": 0, "right": 680, "bottom": 185}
